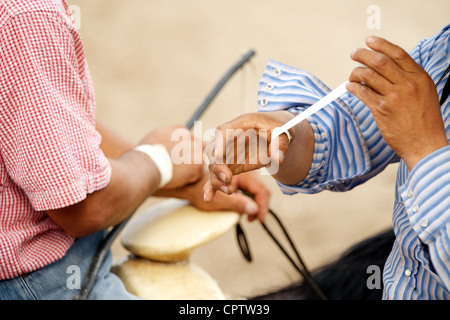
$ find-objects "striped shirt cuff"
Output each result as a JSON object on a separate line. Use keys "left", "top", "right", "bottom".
{"left": 400, "top": 145, "right": 450, "bottom": 244}
{"left": 257, "top": 59, "right": 370, "bottom": 194}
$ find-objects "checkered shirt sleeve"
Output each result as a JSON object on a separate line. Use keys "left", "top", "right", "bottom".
{"left": 0, "top": 8, "right": 111, "bottom": 211}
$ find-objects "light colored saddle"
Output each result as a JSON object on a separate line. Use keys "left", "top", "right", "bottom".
{"left": 112, "top": 198, "right": 240, "bottom": 300}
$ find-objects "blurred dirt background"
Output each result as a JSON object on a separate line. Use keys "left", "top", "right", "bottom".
{"left": 69, "top": 0, "right": 449, "bottom": 299}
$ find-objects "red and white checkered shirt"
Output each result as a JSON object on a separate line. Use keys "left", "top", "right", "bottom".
{"left": 0, "top": 0, "right": 111, "bottom": 280}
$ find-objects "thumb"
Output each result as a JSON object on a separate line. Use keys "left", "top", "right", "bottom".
{"left": 269, "top": 134, "right": 289, "bottom": 165}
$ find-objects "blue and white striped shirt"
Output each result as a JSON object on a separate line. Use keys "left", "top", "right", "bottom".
{"left": 257, "top": 25, "right": 450, "bottom": 299}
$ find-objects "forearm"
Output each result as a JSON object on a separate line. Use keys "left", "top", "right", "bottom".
{"left": 272, "top": 119, "right": 315, "bottom": 186}
{"left": 47, "top": 149, "right": 161, "bottom": 238}
{"left": 96, "top": 120, "right": 135, "bottom": 158}
{"left": 153, "top": 183, "right": 193, "bottom": 200}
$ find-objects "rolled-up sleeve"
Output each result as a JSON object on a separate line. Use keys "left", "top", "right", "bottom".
{"left": 257, "top": 59, "right": 398, "bottom": 195}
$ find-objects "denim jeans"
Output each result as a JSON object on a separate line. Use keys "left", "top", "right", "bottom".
{"left": 0, "top": 231, "right": 141, "bottom": 300}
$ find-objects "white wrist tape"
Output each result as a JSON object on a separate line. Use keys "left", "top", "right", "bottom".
{"left": 134, "top": 144, "right": 173, "bottom": 188}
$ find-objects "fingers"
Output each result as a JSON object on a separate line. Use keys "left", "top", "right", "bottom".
{"left": 225, "top": 193, "right": 260, "bottom": 221}
{"left": 348, "top": 35, "right": 418, "bottom": 107}
{"left": 213, "top": 114, "right": 252, "bottom": 163}
{"left": 202, "top": 179, "right": 258, "bottom": 217}
{"left": 202, "top": 174, "right": 269, "bottom": 223}
{"left": 205, "top": 141, "right": 231, "bottom": 193}
{"left": 351, "top": 47, "right": 403, "bottom": 85}
{"left": 203, "top": 170, "right": 271, "bottom": 222}
{"left": 204, "top": 141, "right": 235, "bottom": 201}
{"left": 351, "top": 36, "right": 420, "bottom": 82}
{"left": 350, "top": 36, "right": 418, "bottom": 86}
{"left": 203, "top": 163, "right": 236, "bottom": 203}
{"left": 209, "top": 164, "right": 236, "bottom": 195}
{"left": 202, "top": 179, "right": 216, "bottom": 203}
{"left": 365, "top": 36, "right": 421, "bottom": 73}
{"left": 348, "top": 66, "right": 391, "bottom": 96}
{"left": 204, "top": 111, "right": 291, "bottom": 201}
{"left": 346, "top": 81, "right": 383, "bottom": 112}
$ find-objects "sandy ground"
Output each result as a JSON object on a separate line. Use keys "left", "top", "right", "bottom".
{"left": 70, "top": 0, "right": 449, "bottom": 299}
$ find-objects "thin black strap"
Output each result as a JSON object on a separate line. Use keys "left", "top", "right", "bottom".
{"left": 260, "top": 210, "right": 328, "bottom": 300}
{"left": 436, "top": 64, "right": 450, "bottom": 106}
{"left": 440, "top": 74, "right": 450, "bottom": 106}
{"left": 236, "top": 206, "right": 327, "bottom": 300}
{"left": 236, "top": 223, "right": 252, "bottom": 262}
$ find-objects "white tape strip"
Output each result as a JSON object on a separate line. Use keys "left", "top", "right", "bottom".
{"left": 134, "top": 144, "right": 173, "bottom": 188}
{"left": 271, "top": 80, "right": 349, "bottom": 140}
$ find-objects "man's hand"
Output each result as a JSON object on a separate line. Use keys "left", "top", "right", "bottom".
{"left": 138, "top": 125, "right": 204, "bottom": 189}
{"left": 347, "top": 36, "right": 448, "bottom": 170}
{"left": 203, "top": 111, "right": 296, "bottom": 201}
{"left": 200, "top": 171, "right": 271, "bottom": 222}
{"left": 156, "top": 171, "right": 271, "bottom": 222}
{"left": 47, "top": 124, "right": 203, "bottom": 238}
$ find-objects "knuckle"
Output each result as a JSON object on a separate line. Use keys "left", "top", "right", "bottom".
{"left": 210, "top": 163, "right": 223, "bottom": 175}
{"left": 391, "top": 47, "right": 407, "bottom": 60}
{"left": 214, "top": 126, "right": 226, "bottom": 137}
{"left": 377, "top": 99, "right": 390, "bottom": 113}
{"left": 358, "top": 84, "right": 370, "bottom": 97}
{"left": 215, "top": 123, "right": 226, "bottom": 131}
{"left": 390, "top": 91, "right": 402, "bottom": 103}
{"left": 404, "top": 79, "right": 419, "bottom": 94}
{"left": 349, "top": 68, "right": 358, "bottom": 81}
{"left": 373, "top": 53, "right": 388, "bottom": 68}
{"left": 377, "top": 99, "right": 388, "bottom": 109}
{"left": 350, "top": 67, "right": 365, "bottom": 81}
{"left": 365, "top": 67, "right": 378, "bottom": 78}
{"left": 360, "top": 67, "right": 377, "bottom": 83}
{"left": 416, "top": 71, "right": 433, "bottom": 86}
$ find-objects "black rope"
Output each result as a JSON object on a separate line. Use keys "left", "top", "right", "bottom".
{"left": 235, "top": 208, "right": 328, "bottom": 300}
{"left": 260, "top": 210, "right": 328, "bottom": 300}
{"left": 235, "top": 223, "right": 252, "bottom": 262}
{"left": 436, "top": 63, "right": 450, "bottom": 87}
{"left": 75, "top": 217, "right": 131, "bottom": 300}
{"left": 76, "top": 50, "right": 256, "bottom": 300}
{"left": 436, "top": 64, "right": 450, "bottom": 106}
{"left": 185, "top": 50, "right": 256, "bottom": 130}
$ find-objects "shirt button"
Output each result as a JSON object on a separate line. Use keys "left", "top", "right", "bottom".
{"left": 272, "top": 69, "right": 281, "bottom": 77}
{"left": 420, "top": 219, "right": 428, "bottom": 228}
{"left": 404, "top": 269, "right": 412, "bottom": 277}
{"left": 407, "top": 189, "right": 413, "bottom": 198}
{"left": 265, "top": 83, "right": 274, "bottom": 91}
{"left": 260, "top": 98, "right": 268, "bottom": 106}
{"left": 412, "top": 204, "right": 419, "bottom": 213}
